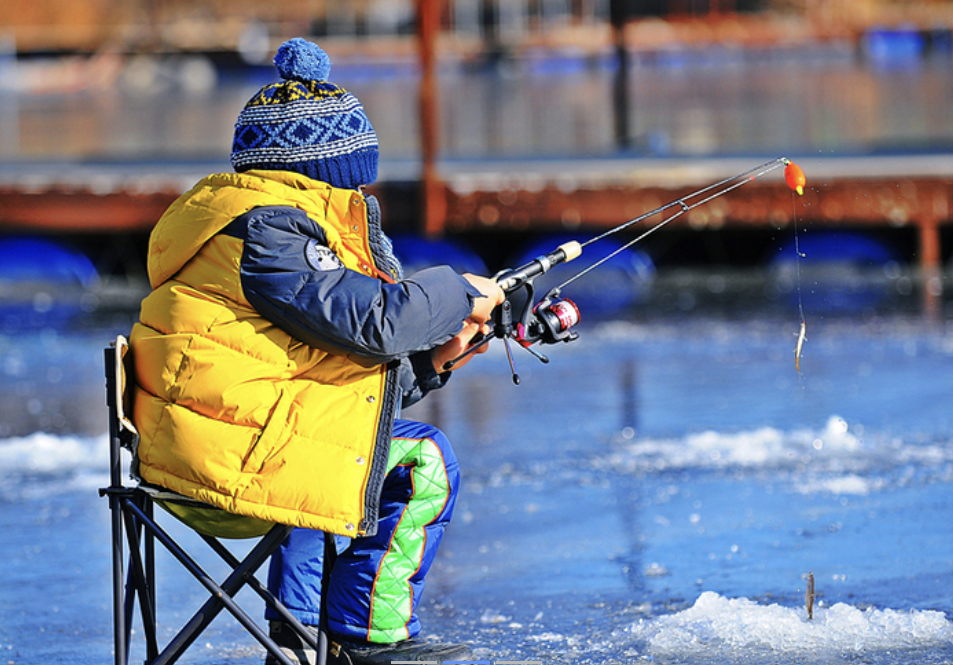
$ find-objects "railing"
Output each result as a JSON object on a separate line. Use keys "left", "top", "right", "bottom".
{"left": 1, "top": 0, "right": 766, "bottom": 54}
{"left": 317, "top": 0, "right": 611, "bottom": 38}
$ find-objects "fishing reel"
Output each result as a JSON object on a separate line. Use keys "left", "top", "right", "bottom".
{"left": 527, "top": 294, "right": 581, "bottom": 344}
{"left": 508, "top": 282, "right": 581, "bottom": 349}
{"left": 446, "top": 241, "right": 583, "bottom": 384}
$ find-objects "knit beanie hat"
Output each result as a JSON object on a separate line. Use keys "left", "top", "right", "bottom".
{"left": 230, "top": 38, "right": 379, "bottom": 189}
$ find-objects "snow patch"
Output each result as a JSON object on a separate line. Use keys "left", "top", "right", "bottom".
{"left": 0, "top": 432, "right": 109, "bottom": 499}
{"left": 599, "top": 415, "right": 952, "bottom": 480}
{"left": 630, "top": 591, "right": 953, "bottom": 656}
{"left": 0, "top": 432, "right": 107, "bottom": 474}
{"left": 794, "top": 473, "right": 881, "bottom": 495}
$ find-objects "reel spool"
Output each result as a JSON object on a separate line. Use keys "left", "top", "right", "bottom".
{"left": 519, "top": 296, "right": 580, "bottom": 346}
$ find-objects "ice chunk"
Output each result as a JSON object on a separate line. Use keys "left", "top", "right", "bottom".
{"left": 630, "top": 591, "right": 953, "bottom": 656}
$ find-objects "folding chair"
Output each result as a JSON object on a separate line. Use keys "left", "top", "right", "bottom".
{"left": 99, "top": 335, "right": 334, "bottom": 665}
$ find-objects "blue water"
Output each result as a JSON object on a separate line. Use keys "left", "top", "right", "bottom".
{"left": 0, "top": 293, "right": 951, "bottom": 664}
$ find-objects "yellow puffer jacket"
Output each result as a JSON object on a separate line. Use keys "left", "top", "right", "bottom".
{"left": 130, "top": 170, "right": 395, "bottom": 537}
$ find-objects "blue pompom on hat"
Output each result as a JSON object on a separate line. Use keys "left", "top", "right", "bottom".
{"left": 231, "top": 38, "right": 379, "bottom": 189}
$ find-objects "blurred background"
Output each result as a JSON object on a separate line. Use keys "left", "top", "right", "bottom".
{"left": 1, "top": 0, "right": 953, "bottom": 363}
{"left": 2, "top": 7, "right": 953, "bottom": 664}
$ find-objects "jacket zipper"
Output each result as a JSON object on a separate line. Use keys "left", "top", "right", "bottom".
{"left": 359, "top": 361, "right": 400, "bottom": 536}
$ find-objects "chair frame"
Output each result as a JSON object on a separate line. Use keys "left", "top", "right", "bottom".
{"left": 99, "top": 336, "right": 334, "bottom": 665}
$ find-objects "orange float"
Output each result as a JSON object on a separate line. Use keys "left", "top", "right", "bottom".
{"left": 784, "top": 159, "right": 806, "bottom": 195}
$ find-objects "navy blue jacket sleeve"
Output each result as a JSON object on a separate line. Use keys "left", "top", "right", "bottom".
{"left": 396, "top": 353, "right": 451, "bottom": 409}
{"left": 229, "top": 205, "right": 481, "bottom": 368}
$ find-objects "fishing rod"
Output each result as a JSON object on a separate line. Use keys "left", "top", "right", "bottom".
{"left": 446, "top": 156, "right": 806, "bottom": 383}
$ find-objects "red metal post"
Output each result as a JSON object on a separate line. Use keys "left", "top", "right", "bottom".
{"left": 417, "top": 0, "right": 446, "bottom": 237}
{"left": 919, "top": 217, "right": 943, "bottom": 320}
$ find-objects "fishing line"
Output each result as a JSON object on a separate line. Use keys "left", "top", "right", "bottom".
{"left": 556, "top": 157, "right": 788, "bottom": 293}
{"left": 793, "top": 194, "right": 808, "bottom": 377}
{"left": 794, "top": 197, "right": 806, "bottom": 326}
{"left": 783, "top": 158, "right": 808, "bottom": 376}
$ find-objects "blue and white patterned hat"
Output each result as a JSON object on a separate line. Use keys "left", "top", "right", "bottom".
{"left": 231, "top": 38, "right": 379, "bottom": 189}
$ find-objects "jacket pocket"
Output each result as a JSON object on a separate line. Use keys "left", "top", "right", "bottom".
{"left": 242, "top": 390, "right": 293, "bottom": 473}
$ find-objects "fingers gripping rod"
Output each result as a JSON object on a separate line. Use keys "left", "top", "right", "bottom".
{"left": 443, "top": 241, "right": 583, "bottom": 380}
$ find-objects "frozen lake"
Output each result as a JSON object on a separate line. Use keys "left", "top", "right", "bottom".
{"left": 2, "top": 29, "right": 953, "bottom": 665}
{"left": 0, "top": 293, "right": 951, "bottom": 664}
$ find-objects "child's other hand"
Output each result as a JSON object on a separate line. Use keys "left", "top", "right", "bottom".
{"left": 433, "top": 274, "right": 505, "bottom": 373}
{"left": 432, "top": 320, "right": 487, "bottom": 373}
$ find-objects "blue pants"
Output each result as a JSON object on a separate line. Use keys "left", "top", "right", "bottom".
{"left": 266, "top": 419, "right": 460, "bottom": 643}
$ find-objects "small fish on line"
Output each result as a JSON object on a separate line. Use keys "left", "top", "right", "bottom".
{"left": 795, "top": 320, "right": 807, "bottom": 373}
{"left": 783, "top": 159, "right": 806, "bottom": 196}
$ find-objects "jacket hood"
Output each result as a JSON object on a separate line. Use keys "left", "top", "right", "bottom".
{"left": 147, "top": 170, "right": 335, "bottom": 288}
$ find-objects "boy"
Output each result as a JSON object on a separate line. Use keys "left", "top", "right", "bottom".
{"left": 130, "top": 38, "right": 504, "bottom": 664}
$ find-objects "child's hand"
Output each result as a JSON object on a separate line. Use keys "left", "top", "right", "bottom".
{"left": 462, "top": 274, "right": 505, "bottom": 326}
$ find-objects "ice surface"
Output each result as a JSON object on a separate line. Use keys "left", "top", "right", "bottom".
{"left": 2, "top": 319, "right": 952, "bottom": 665}
{"left": 631, "top": 591, "right": 953, "bottom": 656}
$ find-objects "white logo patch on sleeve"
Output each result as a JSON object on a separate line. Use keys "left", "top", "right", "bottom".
{"left": 305, "top": 239, "right": 344, "bottom": 271}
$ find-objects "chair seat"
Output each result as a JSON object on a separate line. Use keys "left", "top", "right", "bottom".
{"left": 140, "top": 483, "right": 276, "bottom": 539}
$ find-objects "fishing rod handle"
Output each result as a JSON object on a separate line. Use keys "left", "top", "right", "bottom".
{"left": 496, "top": 241, "right": 582, "bottom": 292}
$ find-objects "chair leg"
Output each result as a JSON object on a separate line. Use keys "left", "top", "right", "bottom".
{"left": 201, "top": 529, "right": 328, "bottom": 657}
{"left": 108, "top": 492, "right": 128, "bottom": 665}
{"left": 202, "top": 528, "right": 335, "bottom": 665}
{"left": 121, "top": 502, "right": 297, "bottom": 665}
{"left": 121, "top": 505, "right": 159, "bottom": 660}
{"left": 144, "top": 498, "right": 157, "bottom": 630}
{"left": 317, "top": 533, "right": 337, "bottom": 665}
{"left": 105, "top": 488, "right": 161, "bottom": 665}
{"left": 105, "top": 464, "right": 329, "bottom": 663}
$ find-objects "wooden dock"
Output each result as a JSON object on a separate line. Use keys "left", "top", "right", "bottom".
{"left": 1, "top": 153, "right": 951, "bottom": 312}
{"left": 438, "top": 154, "right": 953, "bottom": 268}
{"left": 2, "top": 154, "right": 950, "bottom": 256}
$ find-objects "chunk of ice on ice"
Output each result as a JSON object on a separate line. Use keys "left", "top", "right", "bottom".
{"left": 630, "top": 591, "right": 953, "bottom": 656}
